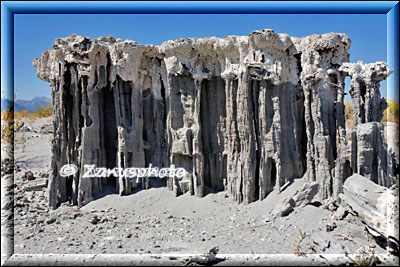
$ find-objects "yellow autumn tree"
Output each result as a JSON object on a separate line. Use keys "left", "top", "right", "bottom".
{"left": 382, "top": 98, "right": 399, "bottom": 125}
{"left": 32, "top": 105, "right": 52, "bottom": 118}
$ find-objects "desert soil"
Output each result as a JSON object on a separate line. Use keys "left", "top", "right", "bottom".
{"left": 4, "top": 117, "right": 396, "bottom": 265}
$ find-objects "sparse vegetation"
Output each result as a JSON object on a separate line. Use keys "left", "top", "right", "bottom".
{"left": 10, "top": 105, "right": 53, "bottom": 120}
{"left": 1, "top": 91, "right": 15, "bottom": 158}
{"left": 1, "top": 112, "right": 14, "bottom": 144}
{"left": 20, "top": 132, "right": 27, "bottom": 153}
{"left": 1, "top": 106, "right": 52, "bottom": 141}
{"left": 293, "top": 228, "right": 308, "bottom": 256}
{"left": 1, "top": 89, "right": 52, "bottom": 158}
{"left": 2, "top": 107, "right": 51, "bottom": 136}
{"left": 32, "top": 105, "right": 52, "bottom": 118}
{"left": 347, "top": 246, "right": 377, "bottom": 266}
{"left": 2, "top": 104, "right": 52, "bottom": 121}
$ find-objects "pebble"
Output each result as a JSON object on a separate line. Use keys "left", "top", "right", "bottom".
{"left": 326, "top": 222, "right": 337, "bottom": 232}
{"left": 46, "top": 217, "right": 56, "bottom": 224}
{"left": 24, "top": 171, "right": 35, "bottom": 181}
{"left": 90, "top": 215, "right": 100, "bottom": 225}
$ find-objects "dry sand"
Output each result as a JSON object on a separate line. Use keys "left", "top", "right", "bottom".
{"left": 6, "top": 117, "right": 395, "bottom": 265}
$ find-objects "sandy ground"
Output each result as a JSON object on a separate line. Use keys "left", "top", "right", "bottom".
{"left": 5, "top": 117, "right": 396, "bottom": 265}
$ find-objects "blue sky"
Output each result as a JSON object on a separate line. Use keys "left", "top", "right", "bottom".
{"left": 14, "top": 14, "right": 395, "bottom": 101}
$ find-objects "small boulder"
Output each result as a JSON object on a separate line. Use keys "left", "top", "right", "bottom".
{"left": 24, "top": 178, "right": 48, "bottom": 191}
{"left": 90, "top": 215, "right": 100, "bottom": 225}
{"left": 326, "top": 222, "right": 337, "bottom": 232}
{"left": 313, "top": 238, "right": 330, "bottom": 252}
{"left": 333, "top": 206, "right": 348, "bottom": 220}
{"left": 278, "top": 197, "right": 296, "bottom": 217}
{"left": 272, "top": 182, "right": 319, "bottom": 218}
{"left": 24, "top": 171, "right": 35, "bottom": 181}
{"left": 46, "top": 217, "right": 56, "bottom": 224}
{"left": 292, "top": 182, "right": 319, "bottom": 207}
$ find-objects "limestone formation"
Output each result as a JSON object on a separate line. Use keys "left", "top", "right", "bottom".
{"left": 339, "top": 61, "right": 392, "bottom": 124}
{"left": 33, "top": 30, "right": 396, "bottom": 209}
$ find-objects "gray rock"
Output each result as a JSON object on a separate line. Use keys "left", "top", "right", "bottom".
{"left": 326, "top": 242, "right": 347, "bottom": 254}
{"left": 333, "top": 206, "right": 348, "bottom": 221}
{"left": 32, "top": 30, "right": 396, "bottom": 210}
{"left": 313, "top": 238, "right": 330, "bottom": 252}
{"left": 24, "top": 178, "right": 48, "bottom": 191}
{"left": 326, "top": 223, "right": 337, "bottom": 232}
{"left": 46, "top": 217, "right": 56, "bottom": 224}
{"left": 292, "top": 182, "right": 319, "bottom": 207}
{"left": 90, "top": 215, "right": 100, "bottom": 225}
{"left": 39, "top": 124, "right": 52, "bottom": 134}
{"left": 280, "top": 198, "right": 296, "bottom": 217}
{"left": 351, "top": 122, "right": 396, "bottom": 187}
{"left": 24, "top": 171, "right": 35, "bottom": 181}
{"left": 272, "top": 182, "right": 319, "bottom": 217}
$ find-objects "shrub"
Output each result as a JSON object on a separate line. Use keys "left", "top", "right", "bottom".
{"left": 32, "top": 105, "right": 52, "bottom": 118}
{"left": 293, "top": 228, "right": 308, "bottom": 256}
{"left": 347, "top": 246, "right": 377, "bottom": 266}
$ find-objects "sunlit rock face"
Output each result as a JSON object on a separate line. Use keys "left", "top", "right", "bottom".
{"left": 33, "top": 30, "right": 395, "bottom": 209}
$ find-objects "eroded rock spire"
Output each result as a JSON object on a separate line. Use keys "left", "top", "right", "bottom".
{"left": 33, "top": 30, "right": 395, "bottom": 209}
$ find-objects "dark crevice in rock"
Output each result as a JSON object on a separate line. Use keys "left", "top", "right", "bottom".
{"left": 81, "top": 76, "right": 92, "bottom": 127}
{"left": 360, "top": 81, "right": 367, "bottom": 123}
{"left": 102, "top": 87, "right": 117, "bottom": 170}
{"left": 121, "top": 78, "right": 133, "bottom": 129}
{"left": 231, "top": 79, "right": 240, "bottom": 153}
{"left": 249, "top": 79, "right": 261, "bottom": 201}
{"left": 267, "top": 157, "right": 277, "bottom": 192}
{"left": 294, "top": 53, "right": 302, "bottom": 77}
{"left": 343, "top": 160, "right": 352, "bottom": 183}
{"left": 200, "top": 78, "right": 226, "bottom": 192}
{"left": 142, "top": 86, "right": 153, "bottom": 166}
{"left": 160, "top": 77, "right": 167, "bottom": 125}
{"left": 63, "top": 63, "right": 74, "bottom": 203}
{"left": 300, "top": 109, "right": 308, "bottom": 174}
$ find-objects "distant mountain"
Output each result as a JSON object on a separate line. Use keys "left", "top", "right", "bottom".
{"left": 1, "top": 99, "right": 26, "bottom": 112}
{"left": 15, "top": 97, "right": 52, "bottom": 113}
{"left": 1, "top": 96, "right": 51, "bottom": 112}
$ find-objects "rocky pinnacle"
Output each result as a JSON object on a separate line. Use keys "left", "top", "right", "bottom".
{"left": 33, "top": 29, "right": 395, "bottom": 209}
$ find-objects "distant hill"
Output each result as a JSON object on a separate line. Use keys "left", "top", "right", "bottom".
{"left": 1, "top": 98, "right": 26, "bottom": 112}
{"left": 1, "top": 96, "right": 51, "bottom": 112}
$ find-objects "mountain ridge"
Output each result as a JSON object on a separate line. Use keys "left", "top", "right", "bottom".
{"left": 1, "top": 96, "right": 51, "bottom": 112}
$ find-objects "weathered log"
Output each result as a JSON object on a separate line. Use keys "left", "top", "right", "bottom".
{"left": 340, "top": 174, "right": 399, "bottom": 252}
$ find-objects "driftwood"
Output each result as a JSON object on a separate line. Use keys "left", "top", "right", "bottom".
{"left": 340, "top": 174, "right": 399, "bottom": 252}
